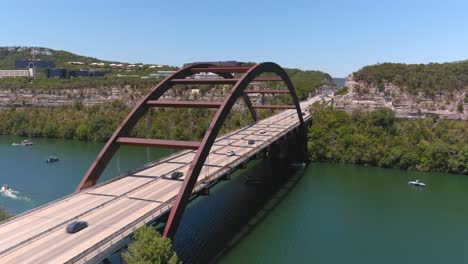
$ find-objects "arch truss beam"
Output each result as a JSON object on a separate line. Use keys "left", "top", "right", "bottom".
{"left": 75, "top": 62, "right": 307, "bottom": 240}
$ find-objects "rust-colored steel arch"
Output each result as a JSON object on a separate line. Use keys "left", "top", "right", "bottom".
{"left": 163, "top": 62, "right": 306, "bottom": 239}
{"left": 75, "top": 61, "right": 306, "bottom": 240}
{"left": 75, "top": 63, "right": 258, "bottom": 191}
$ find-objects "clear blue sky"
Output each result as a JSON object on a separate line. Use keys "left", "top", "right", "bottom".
{"left": 2, "top": 0, "right": 468, "bottom": 77}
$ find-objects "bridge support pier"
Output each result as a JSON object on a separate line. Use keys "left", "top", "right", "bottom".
{"left": 223, "top": 173, "right": 231, "bottom": 181}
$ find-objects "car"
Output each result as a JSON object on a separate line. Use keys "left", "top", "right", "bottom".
{"left": 259, "top": 129, "right": 266, "bottom": 134}
{"left": 171, "top": 171, "right": 183, "bottom": 179}
{"left": 247, "top": 139, "right": 255, "bottom": 145}
{"left": 226, "top": 150, "right": 235, "bottom": 157}
{"left": 301, "top": 111, "right": 306, "bottom": 116}
{"left": 66, "top": 221, "right": 88, "bottom": 234}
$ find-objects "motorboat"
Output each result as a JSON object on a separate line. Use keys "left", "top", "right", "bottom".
{"left": 1, "top": 185, "right": 11, "bottom": 194}
{"left": 408, "top": 179, "right": 426, "bottom": 188}
{"left": 21, "top": 139, "right": 33, "bottom": 146}
{"left": 46, "top": 156, "right": 60, "bottom": 163}
{"left": 12, "top": 139, "right": 33, "bottom": 146}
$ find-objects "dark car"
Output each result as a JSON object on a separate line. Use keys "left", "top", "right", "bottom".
{"left": 171, "top": 171, "right": 183, "bottom": 179}
{"left": 66, "top": 221, "right": 88, "bottom": 234}
{"left": 247, "top": 140, "right": 255, "bottom": 145}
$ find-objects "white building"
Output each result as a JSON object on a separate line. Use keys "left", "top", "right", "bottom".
{"left": 0, "top": 70, "right": 31, "bottom": 78}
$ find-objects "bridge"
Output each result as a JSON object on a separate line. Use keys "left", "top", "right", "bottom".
{"left": 0, "top": 62, "right": 324, "bottom": 263}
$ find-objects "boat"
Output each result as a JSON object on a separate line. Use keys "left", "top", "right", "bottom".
{"left": 46, "top": 156, "right": 60, "bottom": 163}
{"left": 290, "top": 162, "right": 306, "bottom": 168}
{"left": 245, "top": 176, "right": 260, "bottom": 184}
{"left": 1, "top": 185, "right": 11, "bottom": 194}
{"left": 12, "top": 139, "right": 33, "bottom": 146}
{"left": 21, "top": 139, "right": 33, "bottom": 146}
{"left": 408, "top": 179, "right": 426, "bottom": 188}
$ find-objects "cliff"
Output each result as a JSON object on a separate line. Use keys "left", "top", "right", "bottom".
{"left": 334, "top": 62, "right": 468, "bottom": 120}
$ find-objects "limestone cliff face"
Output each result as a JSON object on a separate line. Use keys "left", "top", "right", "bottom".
{"left": 333, "top": 75, "right": 468, "bottom": 120}
{"left": 0, "top": 86, "right": 146, "bottom": 107}
{"left": 0, "top": 85, "right": 232, "bottom": 108}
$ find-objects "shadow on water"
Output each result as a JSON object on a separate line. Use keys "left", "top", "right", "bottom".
{"left": 209, "top": 164, "right": 306, "bottom": 263}
{"left": 171, "top": 157, "right": 306, "bottom": 264}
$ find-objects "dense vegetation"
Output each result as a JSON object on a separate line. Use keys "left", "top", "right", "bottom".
{"left": 308, "top": 104, "right": 468, "bottom": 175}
{"left": 0, "top": 101, "right": 260, "bottom": 142}
{"left": 284, "top": 69, "right": 331, "bottom": 99}
{"left": 0, "top": 207, "right": 10, "bottom": 222}
{"left": 353, "top": 61, "right": 468, "bottom": 96}
{"left": 122, "top": 225, "right": 178, "bottom": 264}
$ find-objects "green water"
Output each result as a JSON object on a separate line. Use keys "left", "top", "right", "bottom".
{"left": 0, "top": 135, "right": 175, "bottom": 214}
{"left": 0, "top": 135, "right": 467, "bottom": 263}
{"left": 219, "top": 163, "right": 468, "bottom": 264}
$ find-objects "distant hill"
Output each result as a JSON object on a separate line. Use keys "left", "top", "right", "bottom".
{"left": 352, "top": 61, "right": 468, "bottom": 95}
{"left": 332, "top": 77, "right": 346, "bottom": 88}
{"left": 333, "top": 61, "right": 468, "bottom": 120}
{"left": 0, "top": 46, "right": 110, "bottom": 69}
{"left": 0, "top": 46, "right": 176, "bottom": 72}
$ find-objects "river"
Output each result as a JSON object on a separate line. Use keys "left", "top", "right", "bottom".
{"left": 0, "top": 135, "right": 467, "bottom": 263}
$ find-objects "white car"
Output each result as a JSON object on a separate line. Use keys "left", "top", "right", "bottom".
{"left": 226, "top": 150, "right": 235, "bottom": 157}
{"left": 259, "top": 129, "right": 266, "bottom": 134}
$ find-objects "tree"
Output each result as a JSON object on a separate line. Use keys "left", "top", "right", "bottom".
{"left": 122, "top": 225, "right": 178, "bottom": 264}
{"left": 457, "top": 102, "right": 464, "bottom": 113}
{"left": 0, "top": 207, "right": 10, "bottom": 222}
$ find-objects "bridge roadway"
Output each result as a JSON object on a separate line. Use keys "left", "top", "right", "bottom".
{"left": 0, "top": 97, "right": 321, "bottom": 263}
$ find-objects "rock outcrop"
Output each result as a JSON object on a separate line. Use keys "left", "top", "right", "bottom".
{"left": 333, "top": 75, "right": 467, "bottom": 120}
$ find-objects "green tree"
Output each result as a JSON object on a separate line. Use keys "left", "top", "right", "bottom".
{"left": 122, "top": 225, "right": 178, "bottom": 264}
{"left": 457, "top": 102, "right": 464, "bottom": 113}
{"left": 0, "top": 207, "right": 10, "bottom": 222}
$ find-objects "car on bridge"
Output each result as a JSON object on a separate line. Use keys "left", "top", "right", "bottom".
{"left": 259, "top": 129, "right": 266, "bottom": 134}
{"left": 66, "top": 221, "right": 88, "bottom": 234}
{"left": 171, "top": 171, "right": 183, "bottom": 179}
{"left": 247, "top": 139, "right": 255, "bottom": 145}
{"left": 226, "top": 150, "right": 235, "bottom": 157}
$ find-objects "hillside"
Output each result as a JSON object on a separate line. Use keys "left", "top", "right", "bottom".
{"left": 0, "top": 46, "right": 110, "bottom": 69}
{"left": 0, "top": 46, "right": 177, "bottom": 73}
{"left": 334, "top": 61, "right": 468, "bottom": 120}
{"left": 0, "top": 47, "right": 332, "bottom": 107}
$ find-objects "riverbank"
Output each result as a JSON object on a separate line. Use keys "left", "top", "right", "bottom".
{"left": 308, "top": 104, "right": 467, "bottom": 175}
{"left": 0, "top": 103, "right": 256, "bottom": 142}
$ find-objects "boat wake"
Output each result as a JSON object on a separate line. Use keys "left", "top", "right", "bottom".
{"left": 1, "top": 186, "right": 31, "bottom": 201}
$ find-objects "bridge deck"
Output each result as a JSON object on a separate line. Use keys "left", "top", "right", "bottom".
{"left": 0, "top": 97, "right": 320, "bottom": 263}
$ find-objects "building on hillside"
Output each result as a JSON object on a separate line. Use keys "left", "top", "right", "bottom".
{"left": 45, "top": 68, "right": 67, "bottom": 78}
{"left": 69, "top": 69, "right": 109, "bottom": 78}
{"left": 0, "top": 70, "right": 31, "bottom": 78}
{"left": 67, "top": 61, "right": 85, "bottom": 65}
{"left": 15, "top": 60, "right": 55, "bottom": 69}
{"left": 149, "top": 71, "right": 176, "bottom": 78}
{"left": 192, "top": 72, "right": 220, "bottom": 79}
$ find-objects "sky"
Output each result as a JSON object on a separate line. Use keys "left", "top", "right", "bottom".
{"left": 2, "top": 0, "right": 468, "bottom": 77}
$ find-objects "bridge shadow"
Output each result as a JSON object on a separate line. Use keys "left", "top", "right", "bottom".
{"left": 171, "top": 157, "right": 307, "bottom": 264}
{"left": 208, "top": 164, "right": 306, "bottom": 263}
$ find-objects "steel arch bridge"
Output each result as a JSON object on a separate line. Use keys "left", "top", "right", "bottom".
{"left": 76, "top": 62, "right": 307, "bottom": 239}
